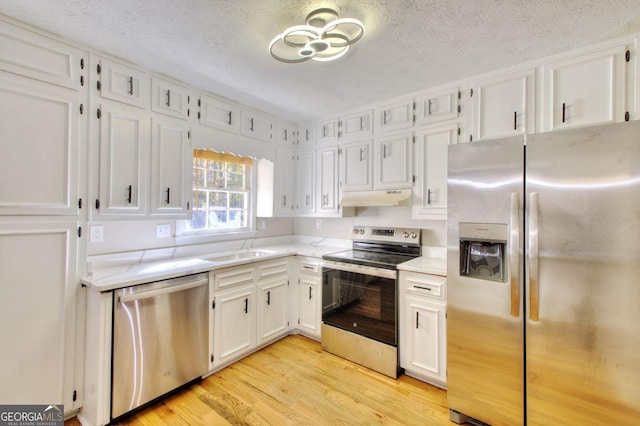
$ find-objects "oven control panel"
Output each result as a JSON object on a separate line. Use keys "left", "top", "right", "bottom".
{"left": 352, "top": 226, "right": 420, "bottom": 243}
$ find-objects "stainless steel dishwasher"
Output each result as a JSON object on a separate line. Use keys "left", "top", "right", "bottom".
{"left": 111, "top": 273, "right": 209, "bottom": 420}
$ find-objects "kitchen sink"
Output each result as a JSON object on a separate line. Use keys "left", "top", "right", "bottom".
{"left": 201, "top": 249, "right": 277, "bottom": 263}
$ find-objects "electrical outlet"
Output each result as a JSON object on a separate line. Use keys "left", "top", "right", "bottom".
{"left": 90, "top": 225, "right": 104, "bottom": 243}
{"left": 156, "top": 224, "right": 171, "bottom": 238}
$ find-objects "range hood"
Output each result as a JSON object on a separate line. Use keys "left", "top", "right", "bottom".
{"left": 340, "top": 189, "right": 412, "bottom": 207}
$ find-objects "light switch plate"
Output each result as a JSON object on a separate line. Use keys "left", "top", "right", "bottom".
{"left": 156, "top": 224, "right": 171, "bottom": 238}
{"left": 90, "top": 225, "right": 104, "bottom": 243}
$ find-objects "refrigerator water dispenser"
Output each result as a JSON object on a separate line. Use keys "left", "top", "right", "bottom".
{"left": 459, "top": 222, "right": 507, "bottom": 282}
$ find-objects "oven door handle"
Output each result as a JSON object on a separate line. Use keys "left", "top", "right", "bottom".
{"left": 321, "top": 261, "right": 397, "bottom": 280}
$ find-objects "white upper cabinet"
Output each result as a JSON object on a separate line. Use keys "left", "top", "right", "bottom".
{"left": 198, "top": 93, "right": 241, "bottom": 133}
{"left": 96, "top": 101, "right": 150, "bottom": 216}
{"left": 297, "top": 122, "right": 316, "bottom": 148}
{"left": 0, "top": 71, "right": 83, "bottom": 215}
{"left": 340, "top": 109, "right": 373, "bottom": 142}
{"left": 541, "top": 43, "right": 629, "bottom": 131}
{"left": 317, "top": 117, "right": 340, "bottom": 144}
{"left": 375, "top": 97, "right": 415, "bottom": 134}
{"left": 374, "top": 131, "right": 413, "bottom": 189}
{"left": 470, "top": 69, "right": 535, "bottom": 141}
{"left": 150, "top": 117, "right": 191, "bottom": 217}
{"left": 276, "top": 120, "right": 297, "bottom": 146}
{"left": 96, "top": 57, "right": 148, "bottom": 109}
{"left": 415, "top": 87, "right": 460, "bottom": 126}
{"left": 241, "top": 109, "right": 273, "bottom": 142}
{"left": 151, "top": 76, "right": 190, "bottom": 120}
{"left": 296, "top": 149, "right": 316, "bottom": 215}
{"left": 316, "top": 145, "right": 340, "bottom": 215}
{"left": 413, "top": 123, "right": 458, "bottom": 220}
{"left": 341, "top": 139, "right": 373, "bottom": 191}
{"left": 274, "top": 145, "right": 295, "bottom": 217}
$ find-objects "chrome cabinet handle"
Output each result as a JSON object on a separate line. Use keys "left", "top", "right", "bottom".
{"left": 305, "top": 129, "right": 310, "bottom": 141}
{"left": 165, "top": 89, "right": 171, "bottom": 107}
{"left": 528, "top": 192, "right": 540, "bottom": 321}
{"left": 360, "top": 116, "right": 364, "bottom": 130}
{"left": 510, "top": 192, "right": 520, "bottom": 318}
{"left": 284, "top": 129, "right": 288, "bottom": 140}
{"left": 128, "top": 76, "right": 134, "bottom": 95}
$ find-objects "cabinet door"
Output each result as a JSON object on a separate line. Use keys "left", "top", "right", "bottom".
{"left": 296, "top": 150, "right": 316, "bottom": 215}
{"left": 375, "top": 132, "right": 413, "bottom": 189}
{"left": 97, "top": 101, "right": 150, "bottom": 216}
{"left": 241, "top": 110, "right": 272, "bottom": 142}
{"left": 198, "top": 94, "right": 240, "bottom": 133}
{"left": 299, "top": 275, "right": 321, "bottom": 340}
{"left": 297, "top": 122, "right": 316, "bottom": 148}
{"left": 213, "top": 285, "right": 256, "bottom": 367}
{"left": 341, "top": 140, "right": 373, "bottom": 191}
{"left": 0, "top": 221, "right": 79, "bottom": 411}
{"left": 0, "top": 72, "right": 81, "bottom": 215}
{"left": 317, "top": 146, "right": 339, "bottom": 215}
{"left": 542, "top": 44, "right": 627, "bottom": 131}
{"left": 375, "top": 98, "right": 414, "bottom": 134}
{"left": 471, "top": 69, "right": 535, "bottom": 141}
{"left": 276, "top": 121, "right": 297, "bottom": 146}
{"left": 150, "top": 117, "right": 191, "bottom": 216}
{"left": 274, "top": 145, "right": 295, "bottom": 217}
{"left": 96, "top": 57, "right": 148, "bottom": 109}
{"left": 151, "top": 77, "right": 190, "bottom": 120}
{"left": 416, "top": 88, "right": 459, "bottom": 126}
{"left": 317, "top": 117, "right": 340, "bottom": 145}
{"left": 413, "top": 123, "right": 457, "bottom": 219}
{"left": 403, "top": 295, "right": 447, "bottom": 385}
{"left": 257, "top": 277, "right": 289, "bottom": 345}
{"left": 340, "top": 110, "right": 373, "bottom": 142}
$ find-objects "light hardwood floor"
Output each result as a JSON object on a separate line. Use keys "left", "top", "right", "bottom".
{"left": 67, "top": 334, "right": 451, "bottom": 425}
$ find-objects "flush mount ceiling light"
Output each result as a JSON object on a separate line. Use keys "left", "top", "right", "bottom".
{"left": 269, "top": 8, "right": 364, "bottom": 63}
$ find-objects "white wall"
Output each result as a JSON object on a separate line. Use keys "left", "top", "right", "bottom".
{"left": 295, "top": 207, "right": 446, "bottom": 247}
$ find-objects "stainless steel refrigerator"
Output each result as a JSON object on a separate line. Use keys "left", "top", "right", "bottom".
{"left": 446, "top": 121, "right": 640, "bottom": 425}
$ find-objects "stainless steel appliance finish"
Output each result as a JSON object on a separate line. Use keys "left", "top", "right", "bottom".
{"left": 111, "top": 273, "right": 209, "bottom": 420}
{"left": 321, "top": 226, "right": 421, "bottom": 378}
{"left": 447, "top": 122, "right": 640, "bottom": 425}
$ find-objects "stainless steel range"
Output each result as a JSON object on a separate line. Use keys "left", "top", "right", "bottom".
{"left": 321, "top": 226, "right": 421, "bottom": 378}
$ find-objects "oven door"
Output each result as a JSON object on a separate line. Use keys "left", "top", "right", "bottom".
{"left": 321, "top": 261, "right": 398, "bottom": 346}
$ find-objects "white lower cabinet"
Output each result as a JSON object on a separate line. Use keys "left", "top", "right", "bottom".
{"left": 213, "top": 283, "right": 256, "bottom": 367}
{"left": 257, "top": 277, "right": 289, "bottom": 345}
{"left": 297, "top": 257, "right": 322, "bottom": 340}
{"left": 400, "top": 271, "right": 447, "bottom": 388}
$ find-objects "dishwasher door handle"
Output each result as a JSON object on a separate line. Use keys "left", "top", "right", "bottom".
{"left": 119, "top": 278, "right": 209, "bottom": 303}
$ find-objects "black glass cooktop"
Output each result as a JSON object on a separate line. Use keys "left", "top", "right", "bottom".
{"left": 322, "top": 249, "right": 418, "bottom": 269}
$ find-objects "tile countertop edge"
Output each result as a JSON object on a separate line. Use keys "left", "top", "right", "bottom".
{"left": 82, "top": 244, "right": 346, "bottom": 292}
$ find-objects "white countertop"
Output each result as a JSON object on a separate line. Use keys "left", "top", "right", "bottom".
{"left": 82, "top": 239, "right": 447, "bottom": 291}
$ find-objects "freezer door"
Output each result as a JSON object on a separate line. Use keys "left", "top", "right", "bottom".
{"left": 526, "top": 122, "right": 640, "bottom": 424}
{"left": 447, "top": 137, "right": 525, "bottom": 426}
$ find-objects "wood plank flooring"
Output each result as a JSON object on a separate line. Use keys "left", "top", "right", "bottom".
{"left": 66, "top": 334, "right": 451, "bottom": 425}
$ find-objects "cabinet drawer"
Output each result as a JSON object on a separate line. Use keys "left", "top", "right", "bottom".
{"left": 404, "top": 273, "right": 446, "bottom": 300}
{"left": 256, "top": 258, "right": 289, "bottom": 280}
{"left": 214, "top": 265, "right": 255, "bottom": 290}
{"left": 299, "top": 259, "right": 321, "bottom": 275}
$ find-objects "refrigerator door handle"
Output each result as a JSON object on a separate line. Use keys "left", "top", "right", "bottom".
{"left": 510, "top": 192, "right": 520, "bottom": 317}
{"left": 529, "top": 192, "right": 540, "bottom": 321}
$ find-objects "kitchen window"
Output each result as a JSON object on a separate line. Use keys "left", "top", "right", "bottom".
{"left": 183, "top": 149, "right": 253, "bottom": 233}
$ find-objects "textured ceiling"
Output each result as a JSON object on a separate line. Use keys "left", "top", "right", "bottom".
{"left": 1, "top": 0, "right": 640, "bottom": 123}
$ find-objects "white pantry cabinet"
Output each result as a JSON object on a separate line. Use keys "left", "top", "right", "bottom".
{"left": 400, "top": 271, "right": 447, "bottom": 388}
{"left": 316, "top": 145, "right": 340, "bottom": 215}
{"left": 469, "top": 69, "right": 535, "bottom": 141}
{"left": 415, "top": 87, "right": 460, "bottom": 126}
{"left": 297, "top": 257, "right": 322, "bottom": 340}
{"left": 150, "top": 76, "right": 190, "bottom": 121}
{"left": 95, "top": 57, "right": 148, "bottom": 109}
{"left": 198, "top": 93, "right": 241, "bottom": 134}
{"left": 95, "top": 100, "right": 150, "bottom": 216}
{"left": 0, "top": 220, "right": 81, "bottom": 410}
{"left": 0, "top": 71, "right": 84, "bottom": 215}
{"left": 296, "top": 149, "right": 316, "bottom": 215}
{"left": 374, "top": 131, "right": 414, "bottom": 189}
{"left": 341, "top": 139, "right": 373, "bottom": 191}
{"left": 540, "top": 43, "right": 629, "bottom": 131}
{"left": 150, "top": 117, "right": 192, "bottom": 217}
{"left": 375, "top": 97, "right": 415, "bottom": 134}
{"left": 274, "top": 145, "right": 295, "bottom": 217}
{"left": 413, "top": 123, "right": 458, "bottom": 220}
